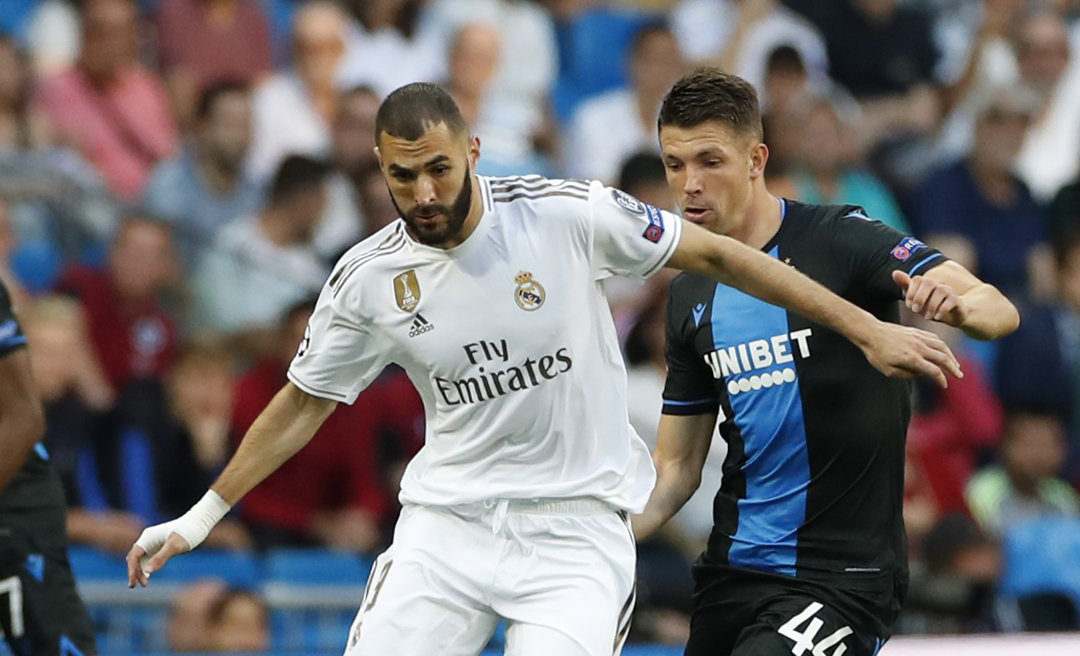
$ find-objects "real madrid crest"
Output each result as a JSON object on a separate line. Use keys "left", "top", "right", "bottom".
{"left": 514, "top": 271, "right": 545, "bottom": 311}
{"left": 393, "top": 269, "right": 421, "bottom": 312}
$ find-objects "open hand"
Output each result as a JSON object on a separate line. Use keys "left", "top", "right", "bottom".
{"left": 859, "top": 320, "right": 963, "bottom": 388}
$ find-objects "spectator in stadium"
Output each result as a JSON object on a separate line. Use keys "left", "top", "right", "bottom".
{"left": 57, "top": 217, "right": 179, "bottom": 394}
{"left": 421, "top": 0, "right": 559, "bottom": 173}
{"left": 912, "top": 85, "right": 1054, "bottom": 300}
{"left": 20, "top": 294, "right": 140, "bottom": 555}
{"left": 902, "top": 513, "right": 1003, "bottom": 634}
{"left": 155, "top": 0, "right": 273, "bottom": 128}
{"left": 315, "top": 85, "right": 380, "bottom": 261}
{"left": 0, "top": 35, "right": 50, "bottom": 150}
{"left": 445, "top": 23, "right": 500, "bottom": 131}
{"left": 143, "top": 81, "right": 261, "bottom": 270}
{"left": 907, "top": 313, "right": 1004, "bottom": 516}
{"left": 207, "top": 588, "right": 270, "bottom": 653}
{"left": 966, "top": 409, "right": 1080, "bottom": 537}
{"left": 230, "top": 300, "right": 407, "bottom": 552}
{"left": 247, "top": 1, "right": 346, "bottom": 180}
{"left": 167, "top": 579, "right": 227, "bottom": 652}
{"left": 33, "top": 0, "right": 178, "bottom": 200}
{"left": 338, "top": 0, "right": 444, "bottom": 98}
{"left": 783, "top": 91, "right": 911, "bottom": 232}
{"left": 670, "top": 0, "right": 828, "bottom": 100}
{"left": 1014, "top": 7, "right": 1080, "bottom": 202}
{"left": 192, "top": 155, "right": 329, "bottom": 349}
{"left": 790, "top": 0, "right": 942, "bottom": 154}
{"left": 565, "top": 23, "right": 685, "bottom": 184}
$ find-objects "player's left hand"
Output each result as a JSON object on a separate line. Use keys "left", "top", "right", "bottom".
{"left": 859, "top": 321, "right": 963, "bottom": 388}
{"left": 892, "top": 270, "right": 969, "bottom": 327}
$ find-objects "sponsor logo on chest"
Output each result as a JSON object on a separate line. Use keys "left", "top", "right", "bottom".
{"left": 702, "top": 328, "right": 813, "bottom": 396}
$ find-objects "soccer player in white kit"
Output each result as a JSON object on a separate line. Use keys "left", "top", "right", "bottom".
{"left": 126, "top": 84, "right": 960, "bottom": 656}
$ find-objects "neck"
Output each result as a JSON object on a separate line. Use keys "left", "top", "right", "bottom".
{"left": 195, "top": 147, "right": 239, "bottom": 195}
{"left": 259, "top": 208, "right": 297, "bottom": 247}
{"left": 726, "top": 182, "right": 783, "bottom": 250}
{"left": 968, "top": 158, "right": 1016, "bottom": 206}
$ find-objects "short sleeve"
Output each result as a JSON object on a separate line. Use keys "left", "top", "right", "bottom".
{"left": 829, "top": 207, "right": 949, "bottom": 299}
{"left": 661, "top": 288, "right": 719, "bottom": 417}
{"left": 0, "top": 281, "right": 26, "bottom": 357}
{"left": 286, "top": 285, "right": 392, "bottom": 405}
{"left": 589, "top": 182, "right": 683, "bottom": 280}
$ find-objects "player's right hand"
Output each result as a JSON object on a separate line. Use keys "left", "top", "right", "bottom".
{"left": 859, "top": 321, "right": 963, "bottom": 388}
{"left": 126, "top": 523, "right": 192, "bottom": 588}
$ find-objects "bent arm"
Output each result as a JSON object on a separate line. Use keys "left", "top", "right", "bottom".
{"left": 0, "top": 349, "right": 45, "bottom": 490}
{"left": 633, "top": 413, "right": 716, "bottom": 541}
{"left": 921, "top": 261, "right": 1020, "bottom": 340}
{"left": 667, "top": 220, "right": 881, "bottom": 347}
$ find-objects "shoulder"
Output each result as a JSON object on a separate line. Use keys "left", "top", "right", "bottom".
{"left": 486, "top": 174, "right": 594, "bottom": 213}
{"left": 326, "top": 221, "right": 410, "bottom": 294}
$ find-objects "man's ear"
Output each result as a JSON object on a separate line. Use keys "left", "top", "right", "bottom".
{"left": 374, "top": 145, "right": 383, "bottom": 169}
{"left": 467, "top": 135, "right": 481, "bottom": 169}
{"left": 749, "top": 142, "right": 769, "bottom": 180}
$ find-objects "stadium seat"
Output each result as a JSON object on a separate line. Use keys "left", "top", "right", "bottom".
{"left": 263, "top": 548, "right": 372, "bottom": 586}
{"left": 145, "top": 548, "right": 261, "bottom": 587}
{"left": 68, "top": 545, "right": 125, "bottom": 582}
{"left": 1001, "top": 516, "right": 1080, "bottom": 608}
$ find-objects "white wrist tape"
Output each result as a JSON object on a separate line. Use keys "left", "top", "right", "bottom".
{"left": 135, "top": 490, "right": 231, "bottom": 560}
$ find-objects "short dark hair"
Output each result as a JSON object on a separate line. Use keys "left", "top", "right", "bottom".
{"left": 617, "top": 152, "right": 666, "bottom": 195}
{"left": 268, "top": 155, "right": 330, "bottom": 205}
{"left": 195, "top": 80, "right": 249, "bottom": 123}
{"left": 374, "top": 82, "right": 467, "bottom": 144}
{"left": 658, "top": 67, "right": 763, "bottom": 142}
{"left": 766, "top": 45, "right": 805, "bottom": 76}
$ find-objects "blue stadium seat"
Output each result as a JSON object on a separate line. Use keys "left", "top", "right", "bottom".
{"left": 68, "top": 545, "right": 125, "bottom": 582}
{"left": 1002, "top": 517, "right": 1080, "bottom": 608}
{"left": 147, "top": 549, "right": 261, "bottom": 587}
{"left": 552, "top": 7, "right": 657, "bottom": 121}
{"left": 263, "top": 548, "right": 372, "bottom": 586}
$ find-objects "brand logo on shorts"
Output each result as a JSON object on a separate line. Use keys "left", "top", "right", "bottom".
{"left": 393, "top": 269, "right": 421, "bottom": 312}
{"left": 408, "top": 313, "right": 435, "bottom": 337}
{"left": 514, "top": 271, "right": 546, "bottom": 311}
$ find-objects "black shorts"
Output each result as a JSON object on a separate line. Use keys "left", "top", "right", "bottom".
{"left": 0, "top": 505, "right": 97, "bottom": 656}
{"left": 684, "top": 564, "right": 906, "bottom": 656}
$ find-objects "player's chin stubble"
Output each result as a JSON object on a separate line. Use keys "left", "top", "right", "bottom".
{"left": 393, "top": 166, "right": 473, "bottom": 247}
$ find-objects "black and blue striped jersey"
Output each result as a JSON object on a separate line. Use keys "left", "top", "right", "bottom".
{"left": 0, "top": 281, "right": 64, "bottom": 514}
{"left": 662, "top": 200, "right": 947, "bottom": 586}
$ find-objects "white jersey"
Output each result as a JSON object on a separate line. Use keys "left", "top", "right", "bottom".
{"left": 287, "top": 175, "right": 683, "bottom": 512}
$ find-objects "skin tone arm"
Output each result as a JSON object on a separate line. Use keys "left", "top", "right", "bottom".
{"left": 126, "top": 382, "right": 336, "bottom": 586}
{"left": 0, "top": 348, "right": 46, "bottom": 490}
{"left": 893, "top": 260, "right": 1020, "bottom": 340}
{"left": 633, "top": 414, "right": 716, "bottom": 541}
{"left": 668, "top": 220, "right": 964, "bottom": 387}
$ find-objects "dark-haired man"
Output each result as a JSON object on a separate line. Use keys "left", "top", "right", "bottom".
{"left": 0, "top": 279, "right": 98, "bottom": 655}
{"left": 634, "top": 68, "right": 1019, "bottom": 656}
{"left": 129, "top": 82, "right": 960, "bottom": 655}
{"left": 143, "top": 80, "right": 261, "bottom": 269}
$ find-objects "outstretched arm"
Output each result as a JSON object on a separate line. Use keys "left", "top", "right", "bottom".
{"left": 667, "top": 220, "right": 963, "bottom": 387}
{"left": 126, "top": 382, "right": 337, "bottom": 587}
{"left": 893, "top": 261, "right": 1020, "bottom": 340}
{"left": 632, "top": 413, "right": 716, "bottom": 541}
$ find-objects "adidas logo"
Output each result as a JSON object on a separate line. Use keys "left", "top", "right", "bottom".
{"left": 408, "top": 313, "right": 435, "bottom": 337}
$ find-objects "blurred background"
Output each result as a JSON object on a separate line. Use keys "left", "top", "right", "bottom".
{"left": 0, "top": 0, "right": 1079, "bottom": 654}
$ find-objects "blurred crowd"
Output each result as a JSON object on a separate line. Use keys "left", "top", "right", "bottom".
{"left": 2, "top": 0, "right": 1080, "bottom": 648}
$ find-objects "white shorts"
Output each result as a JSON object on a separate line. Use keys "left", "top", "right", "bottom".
{"left": 343, "top": 498, "right": 637, "bottom": 656}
